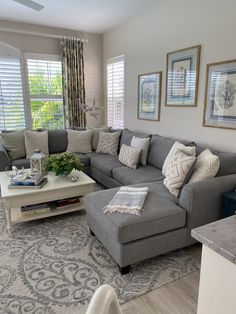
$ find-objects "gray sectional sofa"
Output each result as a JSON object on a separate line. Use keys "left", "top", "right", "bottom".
{"left": 85, "top": 129, "right": 236, "bottom": 274}
{"left": 1, "top": 128, "right": 236, "bottom": 274}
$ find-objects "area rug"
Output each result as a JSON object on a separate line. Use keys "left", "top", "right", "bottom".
{"left": 0, "top": 203, "right": 199, "bottom": 314}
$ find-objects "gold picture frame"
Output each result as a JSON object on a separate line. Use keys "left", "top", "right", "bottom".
{"left": 137, "top": 71, "right": 162, "bottom": 121}
{"left": 203, "top": 59, "right": 236, "bottom": 130}
{"left": 165, "top": 45, "right": 201, "bottom": 107}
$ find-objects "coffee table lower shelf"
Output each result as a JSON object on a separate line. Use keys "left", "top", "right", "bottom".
{"left": 10, "top": 201, "right": 85, "bottom": 226}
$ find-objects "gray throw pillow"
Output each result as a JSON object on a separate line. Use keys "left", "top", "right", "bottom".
{"left": 87, "top": 126, "right": 110, "bottom": 150}
{"left": 0, "top": 130, "right": 26, "bottom": 160}
{"left": 67, "top": 129, "right": 92, "bottom": 153}
{"left": 25, "top": 130, "right": 49, "bottom": 159}
{"left": 96, "top": 131, "right": 120, "bottom": 155}
{"left": 131, "top": 136, "right": 150, "bottom": 166}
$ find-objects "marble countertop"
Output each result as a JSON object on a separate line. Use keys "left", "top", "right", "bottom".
{"left": 192, "top": 215, "right": 236, "bottom": 264}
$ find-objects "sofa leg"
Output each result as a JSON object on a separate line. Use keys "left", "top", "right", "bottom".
{"left": 118, "top": 265, "right": 130, "bottom": 275}
{"left": 89, "top": 228, "right": 95, "bottom": 236}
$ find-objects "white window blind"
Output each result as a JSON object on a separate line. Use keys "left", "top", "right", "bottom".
{"left": 0, "top": 57, "right": 25, "bottom": 130}
{"left": 107, "top": 55, "right": 125, "bottom": 129}
{"left": 26, "top": 55, "right": 64, "bottom": 129}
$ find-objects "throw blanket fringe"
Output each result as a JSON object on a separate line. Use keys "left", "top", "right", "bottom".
{"left": 103, "top": 186, "right": 149, "bottom": 215}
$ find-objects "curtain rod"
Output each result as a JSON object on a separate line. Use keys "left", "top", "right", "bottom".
{"left": 0, "top": 27, "right": 89, "bottom": 43}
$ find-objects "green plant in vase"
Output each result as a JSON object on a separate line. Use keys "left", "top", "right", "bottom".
{"left": 44, "top": 152, "right": 84, "bottom": 176}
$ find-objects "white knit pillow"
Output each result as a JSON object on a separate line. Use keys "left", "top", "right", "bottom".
{"left": 131, "top": 136, "right": 150, "bottom": 166}
{"left": 25, "top": 131, "right": 49, "bottom": 159}
{"left": 162, "top": 141, "right": 196, "bottom": 176}
{"left": 67, "top": 130, "right": 92, "bottom": 153}
{"left": 188, "top": 149, "right": 220, "bottom": 183}
{"left": 163, "top": 149, "right": 196, "bottom": 197}
{"left": 118, "top": 144, "right": 141, "bottom": 169}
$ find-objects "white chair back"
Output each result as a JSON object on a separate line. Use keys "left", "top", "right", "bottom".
{"left": 86, "top": 284, "right": 122, "bottom": 314}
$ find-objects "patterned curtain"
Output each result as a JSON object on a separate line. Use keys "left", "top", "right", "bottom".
{"left": 60, "top": 37, "right": 86, "bottom": 128}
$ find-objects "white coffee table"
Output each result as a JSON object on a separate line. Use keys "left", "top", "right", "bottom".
{"left": 0, "top": 170, "right": 95, "bottom": 233}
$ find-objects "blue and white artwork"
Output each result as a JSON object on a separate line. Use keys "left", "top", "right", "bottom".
{"left": 166, "top": 45, "right": 201, "bottom": 106}
{"left": 138, "top": 72, "right": 161, "bottom": 121}
{"left": 204, "top": 60, "right": 236, "bottom": 130}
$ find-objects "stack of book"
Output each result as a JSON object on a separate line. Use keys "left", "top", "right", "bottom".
{"left": 20, "top": 203, "right": 50, "bottom": 217}
{"left": 50, "top": 197, "right": 81, "bottom": 211}
{"left": 8, "top": 173, "right": 47, "bottom": 189}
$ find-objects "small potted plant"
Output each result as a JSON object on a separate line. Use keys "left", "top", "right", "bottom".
{"left": 44, "top": 152, "right": 84, "bottom": 177}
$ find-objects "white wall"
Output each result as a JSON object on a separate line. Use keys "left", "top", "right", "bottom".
{"left": 0, "top": 20, "right": 103, "bottom": 127}
{"left": 103, "top": 0, "right": 236, "bottom": 152}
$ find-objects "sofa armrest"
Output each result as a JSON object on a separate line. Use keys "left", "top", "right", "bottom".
{"left": 0, "top": 142, "right": 11, "bottom": 171}
{"left": 179, "top": 174, "right": 236, "bottom": 243}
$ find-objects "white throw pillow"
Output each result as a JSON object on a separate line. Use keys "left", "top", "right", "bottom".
{"left": 96, "top": 131, "right": 120, "bottom": 155}
{"left": 67, "top": 129, "right": 92, "bottom": 153}
{"left": 162, "top": 141, "right": 196, "bottom": 176}
{"left": 25, "top": 131, "right": 49, "bottom": 159}
{"left": 163, "top": 149, "right": 196, "bottom": 197}
{"left": 131, "top": 136, "right": 150, "bottom": 166}
{"left": 118, "top": 144, "right": 141, "bottom": 169}
{"left": 188, "top": 149, "right": 220, "bottom": 183}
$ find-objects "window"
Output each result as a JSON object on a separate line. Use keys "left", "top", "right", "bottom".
{"left": 0, "top": 46, "right": 64, "bottom": 131}
{"left": 0, "top": 57, "right": 25, "bottom": 130}
{"left": 26, "top": 54, "right": 64, "bottom": 129}
{"left": 107, "top": 55, "right": 125, "bottom": 129}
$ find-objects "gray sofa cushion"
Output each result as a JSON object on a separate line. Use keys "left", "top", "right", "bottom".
{"left": 11, "top": 158, "right": 30, "bottom": 169}
{"left": 85, "top": 181, "right": 186, "bottom": 244}
{"left": 72, "top": 127, "right": 87, "bottom": 131}
{"left": 148, "top": 135, "right": 175, "bottom": 169}
{"left": 85, "top": 152, "right": 106, "bottom": 158}
{"left": 148, "top": 134, "right": 191, "bottom": 170}
{"left": 75, "top": 153, "right": 90, "bottom": 167}
{"left": 90, "top": 155, "right": 123, "bottom": 176}
{"left": 48, "top": 130, "right": 68, "bottom": 154}
{"left": 217, "top": 152, "right": 236, "bottom": 176}
{"left": 112, "top": 165, "right": 164, "bottom": 185}
{"left": 119, "top": 128, "right": 148, "bottom": 150}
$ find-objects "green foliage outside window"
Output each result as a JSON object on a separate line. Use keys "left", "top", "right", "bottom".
{"left": 28, "top": 68, "right": 64, "bottom": 130}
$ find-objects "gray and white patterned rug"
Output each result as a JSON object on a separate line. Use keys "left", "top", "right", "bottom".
{"left": 0, "top": 203, "right": 199, "bottom": 314}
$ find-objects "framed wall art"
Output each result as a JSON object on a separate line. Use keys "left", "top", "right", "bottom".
{"left": 203, "top": 59, "right": 236, "bottom": 130}
{"left": 138, "top": 71, "right": 162, "bottom": 121}
{"left": 165, "top": 45, "right": 201, "bottom": 107}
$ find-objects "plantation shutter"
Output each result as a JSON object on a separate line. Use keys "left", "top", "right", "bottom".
{"left": 107, "top": 55, "right": 125, "bottom": 129}
{"left": 0, "top": 57, "right": 25, "bottom": 130}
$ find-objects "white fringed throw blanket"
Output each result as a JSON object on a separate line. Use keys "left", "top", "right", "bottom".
{"left": 103, "top": 186, "right": 149, "bottom": 215}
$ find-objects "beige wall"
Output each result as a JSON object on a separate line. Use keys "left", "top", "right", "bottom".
{"left": 0, "top": 20, "right": 103, "bottom": 126}
{"left": 103, "top": 0, "right": 236, "bottom": 152}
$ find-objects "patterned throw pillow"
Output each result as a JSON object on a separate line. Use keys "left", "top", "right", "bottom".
{"left": 162, "top": 141, "right": 196, "bottom": 176}
{"left": 67, "top": 130, "right": 92, "bottom": 153}
{"left": 87, "top": 126, "right": 110, "bottom": 150}
{"left": 188, "top": 149, "right": 220, "bottom": 183}
{"left": 163, "top": 149, "right": 196, "bottom": 197}
{"left": 96, "top": 131, "right": 120, "bottom": 155}
{"left": 25, "top": 130, "right": 49, "bottom": 159}
{"left": 118, "top": 144, "right": 141, "bottom": 169}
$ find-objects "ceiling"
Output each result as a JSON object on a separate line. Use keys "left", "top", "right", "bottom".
{"left": 0, "top": 0, "right": 160, "bottom": 34}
